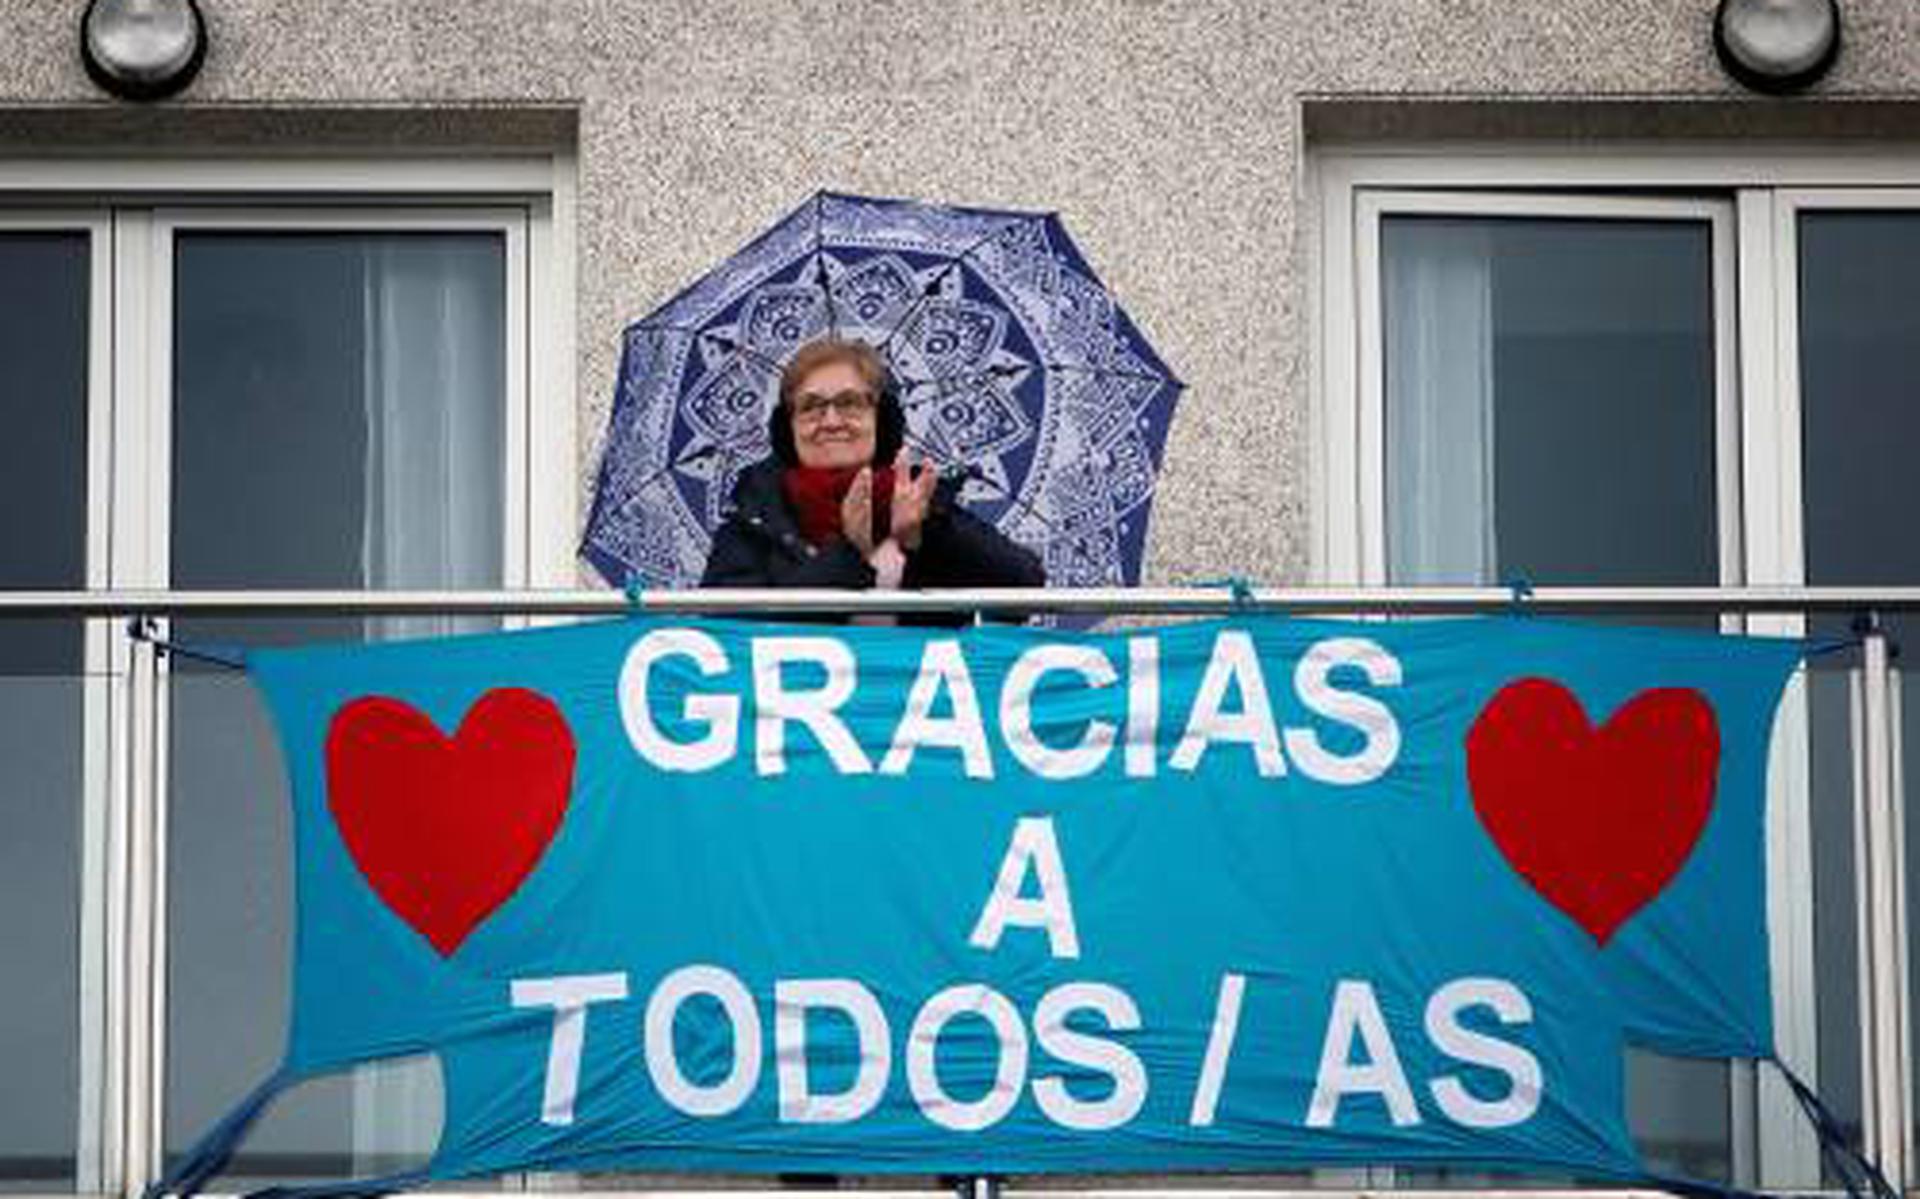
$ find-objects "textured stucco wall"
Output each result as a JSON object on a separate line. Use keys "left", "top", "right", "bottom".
{"left": 6, "top": 0, "right": 1919, "bottom": 587}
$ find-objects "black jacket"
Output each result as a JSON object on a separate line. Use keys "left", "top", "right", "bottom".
{"left": 700, "top": 458, "right": 1045, "bottom": 620}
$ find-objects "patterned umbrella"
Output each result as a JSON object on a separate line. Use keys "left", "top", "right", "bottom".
{"left": 581, "top": 191, "right": 1184, "bottom": 592}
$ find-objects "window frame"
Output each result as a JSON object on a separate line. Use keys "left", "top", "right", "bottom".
{"left": 136, "top": 203, "right": 532, "bottom": 1187}
{"left": 1770, "top": 187, "right": 1920, "bottom": 1186}
{"left": 1345, "top": 189, "right": 1740, "bottom": 589}
{"left": 0, "top": 208, "right": 114, "bottom": 1195}
{"left": 1330, "top": 180, "right": 1776, "bottom": 1189}
{"left": 1315, "top": 147, "right": 1920, "bottom": 1191}
{"left": 1, "top": 154, "right": 575, "bottom": 1199}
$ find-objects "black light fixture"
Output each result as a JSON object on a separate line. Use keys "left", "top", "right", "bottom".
{"left": 79, "top": 0, "right": 207, "bottom": 101}
{"left": 1713, "top": 0, "right": 1841, "bottom": 93}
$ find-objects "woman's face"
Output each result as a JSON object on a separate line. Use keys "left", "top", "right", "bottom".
{"left": 788, "top": 359, "right": 879, "bottom": 470}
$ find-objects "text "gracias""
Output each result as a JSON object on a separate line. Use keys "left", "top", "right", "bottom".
{"left": 618, "top": 627, "right": 1403, "bottom": 783}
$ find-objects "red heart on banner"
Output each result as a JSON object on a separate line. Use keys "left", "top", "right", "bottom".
{"left": 1465, "top": 678, "right": 1720, "bottom": 946}
{"left": 325, "top": 688, "right": 575, "bottom": 957}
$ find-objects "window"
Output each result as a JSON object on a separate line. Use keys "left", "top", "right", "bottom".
{"left": 159, "top": 218, "right": 514, "bottom": 1184}
{"left": 0, "top": 214, "right": 109, "bottom": 1194}
{"left": 0, "top": 156, "right": 572, "bottom": 1198}
{"left": 1372, "top": 198, "right": 1729, "bottom": 595}
{"left": 1376, "top": 196, "right": 1735, "bottom": 1182}
{"left": 1785, "top": 194, "right": 1920, "bottom": 1175}
{"left": 1319, "top": 153, "right": 1920, "bottom": 1189}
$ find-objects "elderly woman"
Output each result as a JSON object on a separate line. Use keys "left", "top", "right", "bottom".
{"left": 700, "top": 338, "right": 1044, "bottom": 608}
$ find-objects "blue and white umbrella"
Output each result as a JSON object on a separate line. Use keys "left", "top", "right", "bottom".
{"left": 581, "top": 191, "right": 1185, "bottom": 591}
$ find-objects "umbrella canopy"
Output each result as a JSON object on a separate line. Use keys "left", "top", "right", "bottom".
{"left": 581, "top": 191, "right": 1184, "bottom": 592}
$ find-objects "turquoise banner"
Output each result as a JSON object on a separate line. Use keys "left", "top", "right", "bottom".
{"left": 185, "top": 616, "right": 1807, "bottom": 1187}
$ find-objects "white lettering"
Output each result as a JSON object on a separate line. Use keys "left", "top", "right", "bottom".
{"left": 881, "top": 640, "right": 994, "bottom": 779}
{"left": 1188, "top": 972, "right": 1246, "bottom": 1127}
{"left": 752, "top": 636, "right": 872, "bottom": 776}
{"left": 1284, "top": 638, "right": 1403, "bottom": 785}
{"left": 1125, "top": 637, "right": 1160, "bottom": 778}
{"left": 620, "top": 628, "right": 737, "bottom": 772}
{"left": 622, "top": 630, "right": 1406, "bottom": 786}
{"left": 907, "top": 984, "right": 1029, "bottom": 1132}
{"left": 969, "top": 817, "right": 1081, "bottom": 959}
{"left": 774, "top": 978, "right": 892, "bottom": 1124}
{"left": 644, "top": 965, "right": 762, "bottom": 1117}
{"left": 1306, "top": 979, "right": 1420, "bottom": 1127}
{"left": 1170, "top": 631, "right": 1285, "bottom": 776}
{"left": 1031, "top": 982, "right": 1146, "bottom": 1130}
{"left": 1425, "top": 978, "right": 1541, "bottom": 1128}
{"left": 1001, "top": 645, "right": 1118, "bottom": 780}
{"left": 510, "top": 972, "right": 630, "bottom": 1126}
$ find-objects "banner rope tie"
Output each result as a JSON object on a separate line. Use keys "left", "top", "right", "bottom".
{"left": 141, "top": 1068, "right": 292, "bottom": 1199}
{"left": 1504, "top": 575, "right": 1535, "bottom": 613}
{"left": 1191, "top": 575, "right": 1258, "bottom": 611}
{"left": 1771, "top": 1055, "right": 1899, "bottom": 1199}
{"left": 126, "top": 617, "right": 248, "bottom": 672}
{"left": 1850, "top": 610, "right": 1902, "bottom": 660}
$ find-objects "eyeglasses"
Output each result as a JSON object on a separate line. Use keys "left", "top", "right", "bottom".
{"left": 791, "top": 390, "right": 877, "bottom": 423}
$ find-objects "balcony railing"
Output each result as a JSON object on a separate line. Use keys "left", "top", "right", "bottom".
{"left": 1, "top": 584, "right": 1918, "bottom": 617}
{"left": 0, "top": 586, "right": 1914, "bottom": 1199}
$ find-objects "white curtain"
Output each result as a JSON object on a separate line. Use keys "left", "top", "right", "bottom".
{"left": 1383, "top": 221, "right": 1497, "bottom": 584}
{"left": 360, "top": 240, "right": 503, "bottom": 641}
{"left": 351, "top": 239, "right": 501, "bottom": 1166}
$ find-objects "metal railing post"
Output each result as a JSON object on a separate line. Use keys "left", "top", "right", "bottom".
{"left": 118, "top": 621, "right": 164, "bottom": 1199}
{"left": 1859, "top": 618, "right": 1909, "bottom": 1187}
{"left": 1897, "top": 667, "right": 1914, "bottom": 1184}
{"left": 99, "top": 623, "right": 134, "bottom": 1198}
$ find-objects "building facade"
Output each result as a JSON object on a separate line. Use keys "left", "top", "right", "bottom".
{"left": 2, "top": 0, "right": 1918, "bottom": 1194}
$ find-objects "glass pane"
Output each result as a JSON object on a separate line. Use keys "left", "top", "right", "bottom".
{"left": 0, "top": 233, "right": 88, "bottom": 664}
{"left": 1381, "top": 214, "right": 1731, "bottom": 1182}
{"left": 0, "top": 231, "right": 89, "bottom": 1191}
{"left": 1797, "top": 209, "right": 1920, "bottom": 1162}
{"left": 1383, "top": 215, "right": 1718, "bottom": 591}
{"left": 163, "top": 231, "right": 506, "bottom": 1184}
{"left": 1805, "top": 666, "right": 1862, "bottom": 1160}
{"left": 1799, "top": 212, "right": 1920, "bottom": 638}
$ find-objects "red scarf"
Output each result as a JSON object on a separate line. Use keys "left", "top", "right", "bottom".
{"left": 781, "top": 466, "right": 895, "bottom": 548}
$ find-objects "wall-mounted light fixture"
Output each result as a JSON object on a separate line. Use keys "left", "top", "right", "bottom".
{"left": 80, "top": 0, "right": 207, "bottom": 101}
{"left": 1713, "top": 0, "right": 1841, "bottom": 93}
